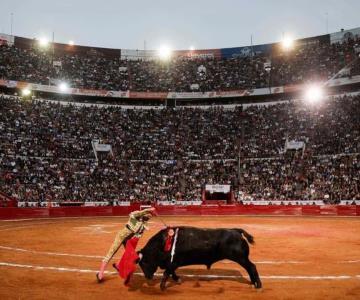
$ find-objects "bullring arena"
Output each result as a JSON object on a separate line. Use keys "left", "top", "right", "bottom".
{"left": 1, "top": 2, "right": 360, "bottom": 299}
{"left": 1, "top": 207, "right": 360, "bottom": 300}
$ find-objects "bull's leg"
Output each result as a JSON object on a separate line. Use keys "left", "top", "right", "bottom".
{"left": 160, "top": 270, "right": 170, "bottom": 291}
{"left": 236, "top": 257, "right": 262, "bottom": 289}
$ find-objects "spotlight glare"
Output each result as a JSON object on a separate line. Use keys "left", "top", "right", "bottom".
{"left": 69, "top": 40, "right": 74, "bottom": 46}
{"left": 158, "top": 45, "right": 172, "bottom": 60}
{"left": 21, "top": 88, "right": 31, "bottom": 97}
{"left": 282, "top": 36, "right": 294, "bottom": 50}
{"left": 39, "top": 37, "right": 49, "bottom": 47}
{"left": 59, "top": 82, "right": 69, "bottom": 93}
{"left": 305, "top": 85, "right": 324, "bottom": 103}
{"left": 189, "top": 46, "right": 195, "bottom": 51}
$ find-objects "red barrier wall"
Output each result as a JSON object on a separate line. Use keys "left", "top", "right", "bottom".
{"left": 0, "top": 205, "right": 359, "bottom": 220}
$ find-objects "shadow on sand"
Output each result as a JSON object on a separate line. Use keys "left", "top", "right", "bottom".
{"left": 126, "top": 268, "right": 251, "bottom": 295}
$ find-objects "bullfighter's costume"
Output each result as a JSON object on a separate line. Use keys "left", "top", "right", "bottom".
{"left": 96, "top": 207, "right": 155, "bottom": 282}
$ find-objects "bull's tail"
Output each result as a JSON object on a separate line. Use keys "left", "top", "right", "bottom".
{"left": 236, "top": 229, "right": 255, "bottom": 245}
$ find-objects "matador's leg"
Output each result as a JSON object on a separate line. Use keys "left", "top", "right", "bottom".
{"left": 97, "top": 227, "right": 132, "bottom": 282}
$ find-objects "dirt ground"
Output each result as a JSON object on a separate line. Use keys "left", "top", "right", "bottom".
{"left": 0, "top": 215, "right": 359, "bottom": 300}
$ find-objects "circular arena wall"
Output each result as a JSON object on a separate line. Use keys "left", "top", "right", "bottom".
{"left": 0, "top": 205, "right": 359, "bottom": 220}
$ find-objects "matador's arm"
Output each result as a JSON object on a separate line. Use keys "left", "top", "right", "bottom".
{"left": 130, "top": 207, "right": 155, "bottom": 219}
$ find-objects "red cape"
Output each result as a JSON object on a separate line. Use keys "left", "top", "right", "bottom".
{"left": 116, "top": 237, "right": 140, "bottom": 284}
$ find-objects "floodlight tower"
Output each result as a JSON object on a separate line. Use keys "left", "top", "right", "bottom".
{"left": 59, "top": 82, "right": 69, "bottom": 93}
{"left": 304, "top": 85, "right": 324, "bottom": 104}
{"left": 21, "top": 88, "right": 32, "bottom": 99}
{"left": 282, "top": 36, "right": 294, "bottom": 51}
{"left": 158, "top": 45, "right": 172, "bottom": 61}
{"left": 38, "top": 37, "right": 49, "bottom": 48}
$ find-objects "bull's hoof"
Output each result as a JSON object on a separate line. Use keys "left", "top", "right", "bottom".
{"left": 175, "top": 278, "right": 182, "bottom": 284}
{"left": 160, "top": 282, "right": 167, "bottom": 291}
{"left": 254, "top": 281, "right": 262, "bottom": 289}
{"left": 145, "top": 279, "right": 156, "bottom": 286}
{"left": 172, "top": 277, "right": 182, "bottom": 284}
{"left": 172, "top": 275, "right": 181, "bottom": 284}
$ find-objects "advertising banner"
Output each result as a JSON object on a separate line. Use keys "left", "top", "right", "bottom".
{"left": 129, "top": 91, "right": 167, "bottom": 99}
{"left": 0, "top": 79, "right": 17, "bottom": 88}
{"left": 167, "top": 91, "right": 216, "bottom": 99}
{"left": 205, "top": 184, "right": 231, "bottom": 194}
{"left": 175, "top": 48, "right": 222, "bottom": 59}
{"left": 221, "top": 43, "right": 273, "bottom": 59}
{"left": 0, "top": 77, "right": 358, "bottom": 100}
{"left": 330, "top": 27, "right": 360, "bottom": 44}
{"left": 216, "top": 89, "right": 250, "bottom": 97}
{"left": 121, "top": 49, "right": 157, "bottom": 60}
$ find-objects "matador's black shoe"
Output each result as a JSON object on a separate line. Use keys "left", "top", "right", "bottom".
{"left": 96, "top": 272, "right": 103, "bottom": 283}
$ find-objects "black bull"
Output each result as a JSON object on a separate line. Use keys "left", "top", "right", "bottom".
{"left": 138, "top": 226, "right": 262, "bottom": 290}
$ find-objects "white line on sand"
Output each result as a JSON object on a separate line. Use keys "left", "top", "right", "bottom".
{"left": 0, "top": 262, "right": 359, "bottom": 281}
{"left": 0, "top": 245, "right": 103, "bottom": 259}
{"left": 1, "top": 245, "right": 359, "bottom": 265}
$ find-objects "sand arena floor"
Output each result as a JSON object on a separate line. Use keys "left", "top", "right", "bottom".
{"left": 0, "top": 215, "right": 359, "bottom": 300}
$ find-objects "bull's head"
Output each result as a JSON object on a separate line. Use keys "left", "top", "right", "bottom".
{"left": 137, "top": 250, "right": 157, "bottom": 280}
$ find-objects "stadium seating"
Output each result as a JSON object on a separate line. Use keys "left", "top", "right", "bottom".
{"left": 0, "top": 95, "right": 359, "bottom": 203}
{"left": 0, "top": 34, "right": 359, "bottom": 92}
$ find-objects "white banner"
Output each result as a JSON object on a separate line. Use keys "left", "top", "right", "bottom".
{"left": 205, "top": 184, "right": 231, "bottom": 193}
{"left": 285, "top": 139, "right": 305, "bottom": 151}
{"left": 93, "top": 142, "right": 112, "bottom": 152}
{"left": 326, "top": 75, "right": 360, "bottom": 87}
{"left": 95, "top": 144, "right": 111, "bottom": 152}
{"left": 121, "top": 49, "right": 157, "bottom": 61}
{"left": 190, "top": 83, "right": 200, "bottom": 90}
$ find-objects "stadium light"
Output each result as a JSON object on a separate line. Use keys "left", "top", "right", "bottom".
{"left": 21, "top": 88, "right": 31, "bottom": 97}
{"left": 38, "top": 37, "right": 49, "bottom": 48}
{"left": 59, "top": 82, "right": 69, "bottom": 93}
{"left": 189, "top": 46, "right": 195, "bottom": 51}
{"left": 282, "top": 36, "right": 294, "bottom": 50}
{"left": 68, "top": 40, "right": 74, "bottom": 46}
{"left": 305, "top": 85, "right": 324, "bottom": 103}
{"left": 158, "top": 45, "right": 172, "bottom": 60}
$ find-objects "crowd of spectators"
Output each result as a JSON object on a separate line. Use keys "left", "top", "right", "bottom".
{"left": 270, "top": 38, "right": 359, "bottom": 86}
{"left": 1, "top": 95, "right": 359, "bottom": 160}
{"left": 0, "top": 94, "right": 359, "bottom": 203}
{"left": 1, "top": 152, "right": 359, "bottom": 204}
{"left": 1, "top": 36, "right": 359, "bottom": 92}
